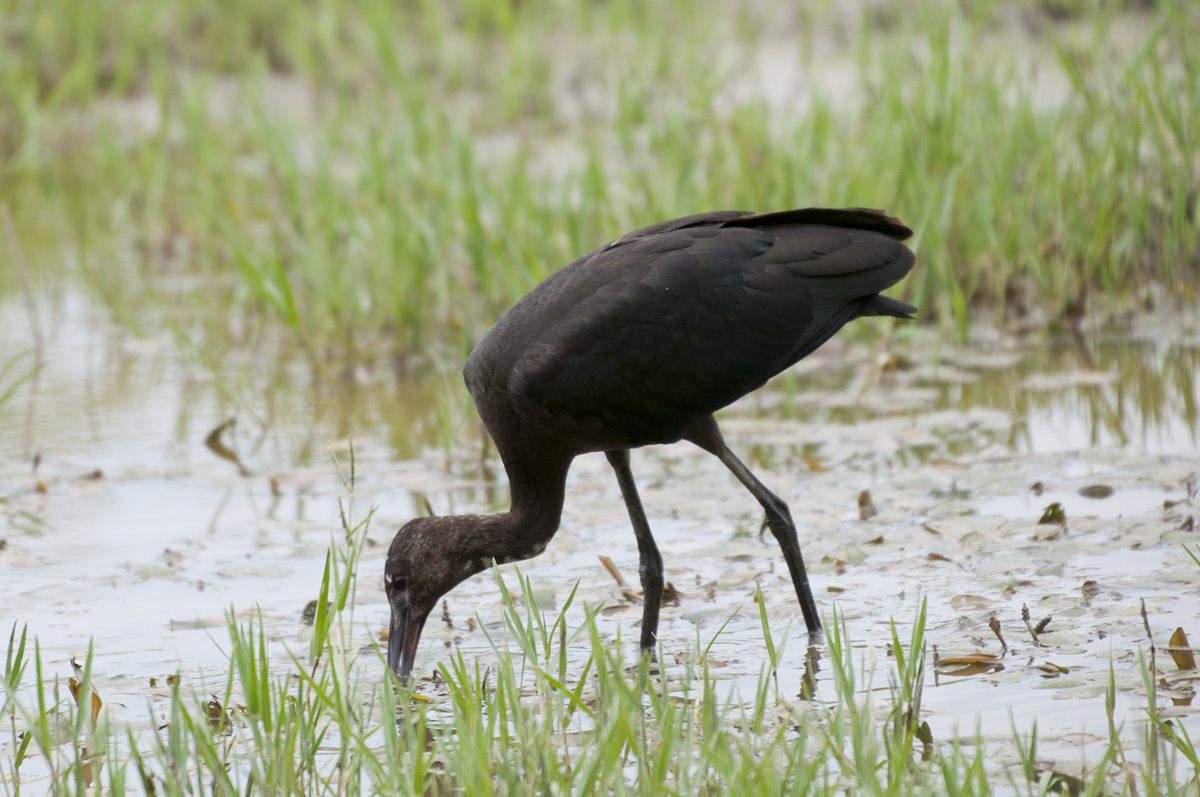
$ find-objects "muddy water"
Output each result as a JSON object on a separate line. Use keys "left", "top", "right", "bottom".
{"left": 2, "top": 288, "right": 1199, "bottom": 779}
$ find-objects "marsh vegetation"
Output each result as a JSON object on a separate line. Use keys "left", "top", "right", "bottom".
{"left": 2, "top": 0, "right": 1199, "bottom": 793}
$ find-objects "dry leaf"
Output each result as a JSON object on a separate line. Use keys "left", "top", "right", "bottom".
{"left": 68, "top": 678, "right": 103, "bottom": 724}
{"left": 950, "top": 594, "right": 993, "bottom": 611}
{"left": 802, "top": 456, "right": 829, "bottom": 472}
{"left": 1033, "top": 661, "right": 1070, "bottom": 675}
{"left": 598, "top": 555, "right": 625, "bottom": 586}
{"left": 858, "top": 490, "right": 877, "bottom": 520}
{"left": 937, "top": 660, "right": 1004, "bottom": 677}
{"left": 661, "top": 582, "right": 684, "bottom": 605}
{"left": 205, "top": 696, "right": 226, "bottom": 730}
{"left": 1033, "top": 526, "right": 1063, "bottom": 541}
{"left": 937, "top": 654, "right": 1002, "bottom": 665}
{"left": 1157, "top": 705, "right": 1200, "bottom": 718}
{"left": 1168, "top": 627, "right": 1197, "bottom": 670}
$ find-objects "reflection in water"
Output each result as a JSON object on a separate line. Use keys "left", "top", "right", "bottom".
{"left": 977, "top": 486, "right": 1175, "bottom": 520}
{"left": 978, "top": 335, "right": 1199, "bottom": 454}
{"left": 755, "top": 330, "right": 1200, "bottom": 462}
{"left": 2, "top": 289, "right": 1197, "bottom": 471}
{"left": 0, "top": 290, "right": 460, "bottom": 473}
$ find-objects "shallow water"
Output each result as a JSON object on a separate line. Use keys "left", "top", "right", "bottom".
{"left": 2, "top": 289, "right": 1199, "bottom": 785}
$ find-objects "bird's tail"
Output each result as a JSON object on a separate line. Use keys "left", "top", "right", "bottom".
{"left": 856, "top": 294, "right": 917, "bottom": 319}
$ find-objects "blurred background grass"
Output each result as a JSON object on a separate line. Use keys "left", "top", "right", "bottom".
{"left": 1, "top": 0, "right": 1197, "bottom": 377}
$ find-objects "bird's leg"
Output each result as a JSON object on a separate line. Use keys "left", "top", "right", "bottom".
{"left": 605, "top": 449, "right": 664, "bottom": 655}
{"left": 714, "top": 446, "right": 821, "bottom": 634}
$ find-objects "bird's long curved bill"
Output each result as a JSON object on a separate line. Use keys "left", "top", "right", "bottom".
{"left": 387, "top": 604, "right": 426, "bottom": 683}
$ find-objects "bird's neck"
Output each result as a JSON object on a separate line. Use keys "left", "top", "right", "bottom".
{"left": 440, "top": 440, "right": 572, "bottom": 576}
{"left": 495, "top": 440, "right": 572, "bottom": 562}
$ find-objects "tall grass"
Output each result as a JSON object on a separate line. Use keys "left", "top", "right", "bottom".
{"left": 1, "top": 0, "right": 1197, "bottom": 371}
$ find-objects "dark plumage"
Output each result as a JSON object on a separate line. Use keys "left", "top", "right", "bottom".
{"left": 386, "top": 207, "right": 916, "bottom": 681}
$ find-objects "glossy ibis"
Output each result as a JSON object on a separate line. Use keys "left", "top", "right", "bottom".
{"left": 386, "top": 207, "right": 916, "bottom": 680}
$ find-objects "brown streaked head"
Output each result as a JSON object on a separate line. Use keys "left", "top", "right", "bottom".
{"left": 384, "top": 516, "right": 485, "bottom": 681}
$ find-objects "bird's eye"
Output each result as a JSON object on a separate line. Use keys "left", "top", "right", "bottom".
{"left": 390, "top": 574, "right": 408, "bottom": 592}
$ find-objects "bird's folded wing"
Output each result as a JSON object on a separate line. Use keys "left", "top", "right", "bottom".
{"left": 512, "top": 216, "right": 914, "bottom": 443}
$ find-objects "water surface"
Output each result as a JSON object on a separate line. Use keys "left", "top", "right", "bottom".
{"left": 2, "top": 289, "right": 1198, "bottom": 784}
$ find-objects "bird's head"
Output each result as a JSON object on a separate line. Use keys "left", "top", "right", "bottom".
{"left": 384, "top": 516, "right": 482, "bottom": 682}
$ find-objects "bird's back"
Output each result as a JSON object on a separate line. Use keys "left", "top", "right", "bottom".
{"left": 465, "top": 208, "right": 916, "bottom": 452}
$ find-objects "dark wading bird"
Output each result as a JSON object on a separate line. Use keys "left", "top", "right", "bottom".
{"left": 386, "top": 207, "right": 916, "bottom": 681}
